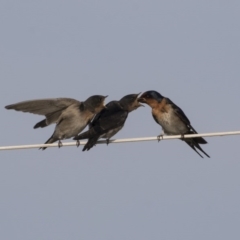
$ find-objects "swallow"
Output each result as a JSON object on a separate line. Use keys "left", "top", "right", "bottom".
{"left": 5, "top": 95, "right": 107, "bottom": 150}
{"left": 138, "top": 90, "right": 210, "bottom": 158}
{"left": 73, "top": 93, "right": 143, "bottom": 151}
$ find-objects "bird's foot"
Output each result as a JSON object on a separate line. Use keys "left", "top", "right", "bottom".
{"left": 76, "top": 140, "right": 80, "bottom": 147}
{"left": 157, "top": 134, "right": 164, "bottom": 142}
{"left": 180, "top": 134, "right": 185, "bottom": 140}
{"left": 58, "top": 140, "right": 63, "bottom": 148}
{"left": 106, "top": 139, "right": 110, "bottom": 145}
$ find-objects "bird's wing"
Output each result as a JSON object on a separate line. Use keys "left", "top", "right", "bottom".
{"left": 5, "top": 98, "right": 81, "bottom": 125}
{"left": 76, "top": 101, "right": 128, "bottom": 140}
{"left": 90, "top": 101, "right": 116, "bottom": 127}
{"left": 165, "top": 98, "right": 191, "bottom": 125}
{"left": 95, "top": 101, "right": 128, "bottom": 133}
{"left": 166, "top": 98, "right": 208, "bottom": 144}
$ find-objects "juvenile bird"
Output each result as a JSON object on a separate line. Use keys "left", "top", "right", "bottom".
{"left": 5, "top": 95, "right": 107, "bottom": 149}
{"left": 138, "top": 90, "right": 210, "bottom": 158}
{"left": 74, "top": 93, "right": 143, "bottom": 151}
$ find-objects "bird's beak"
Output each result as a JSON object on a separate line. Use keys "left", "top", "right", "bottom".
{"left": 103, "top": 96, "right": 108, "bottom": 108}
{"left": 134, "top": 93, "right": 144, "bottom": 107}
{"left": 103, "top": 102, "right": 108, "bottom": 109}
{"left": 138, "top": 102, "right": 145, "bottom": 107}
{"left": 137, "top": 97, "right": 146, "bottom": 103}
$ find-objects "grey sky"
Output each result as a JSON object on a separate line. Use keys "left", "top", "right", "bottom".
{"left": 1, "top": 0, "right": 240, "bottom": 239}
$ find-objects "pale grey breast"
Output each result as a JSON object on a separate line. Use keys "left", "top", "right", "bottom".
{"left": 155, "top": 108, "right": 188, "bottom": 135}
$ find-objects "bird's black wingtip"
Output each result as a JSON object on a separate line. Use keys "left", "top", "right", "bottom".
{"left": 5, "top": 105, "right": 12, "bottom": 109}
{"left": 34, "top": 119, "right": 47, "bottom": 129}
{"left": 197, "top": 137, "right": 208, "bottom": 144}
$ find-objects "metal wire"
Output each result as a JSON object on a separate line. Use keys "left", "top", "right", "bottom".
{"left": 0, "top": 131, "right": 239, "bottom": 151}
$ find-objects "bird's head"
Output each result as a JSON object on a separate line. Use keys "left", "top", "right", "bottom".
{"left": 138, "top": 90, "right": 163, "bottom": 108}
{"left": 119, "top": 93, "right": 144, "bottom": 112}
{"left": 84, "top": 95, "right": 108, "bottom": 113}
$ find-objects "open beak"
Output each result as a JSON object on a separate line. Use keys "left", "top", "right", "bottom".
{"left": 134, "top": 93, "right": 144, "bottom": 107}
{"left": 138, "top": 102, "right": 145, "bottom": 107}
{"left": 103, "top": 96, "right": 108, "bottom": 108}
{"left": 137, "top": 97, "right": 146, "bottom": 103}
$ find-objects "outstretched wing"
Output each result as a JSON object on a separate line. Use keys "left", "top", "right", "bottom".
{"left": 5, "top": 98, "right": 81, "bottom": 127}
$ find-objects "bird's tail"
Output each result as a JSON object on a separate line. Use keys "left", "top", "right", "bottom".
{"left": 188, "top": 126, "right": 208, "bottom": 144}
{"left": 184, "top": 139, "right": 210, "bottom": 158}
{"left": 82, "top": 136, "right": 99, "bottom": 151}
{"left": 40, "top": 135, "right": 57, "bottom": 150}
{"left": 34, "top": 119, "right": 47, "bottom": 129}
{"left": 74, "top": 128, "right": 96, "bottom": 140}
{"left": 194, "top": 137, "right": 207, "bottom": 144}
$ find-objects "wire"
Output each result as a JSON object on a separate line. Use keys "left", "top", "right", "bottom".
{"left": 0, "top": 131, "right": 239, "bottom": 151}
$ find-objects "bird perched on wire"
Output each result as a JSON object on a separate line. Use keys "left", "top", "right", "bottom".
{"left": 73, "top": 93, "right": 143, "bottom": 151}
{"left": 138, "top": 90, "right": 210, "bottom": 158}
{"left": 5, "top": 95, "right": 108, "bottom": 150}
